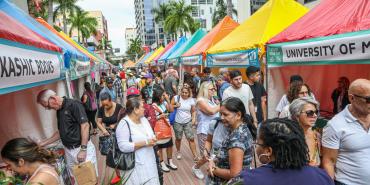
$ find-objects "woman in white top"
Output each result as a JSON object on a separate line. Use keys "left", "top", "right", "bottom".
{"left": 116, "top": 97, "right": 160, "bottom": 185}
{"left": 1, "top": 138, "right": 60, "bottom": 185}
{"left": 192, "top": 81, "right": 220, "bottom": 180}
{"left": 171, "top": 86, "right": 197, "bottom": 160}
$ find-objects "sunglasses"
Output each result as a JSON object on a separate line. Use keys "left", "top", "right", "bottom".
{"left": 353, "top": 94, "right": 370, "bottom": 103}
{"left": 301, "top": 110, "right": 319, "bottom": 117}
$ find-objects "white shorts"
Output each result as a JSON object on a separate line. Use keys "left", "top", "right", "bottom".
{"left": 63, "top": 140, "right": 98, "bottom": 176}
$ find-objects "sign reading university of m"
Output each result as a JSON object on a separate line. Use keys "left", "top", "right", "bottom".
{"left": 0, "top": 41, "right": 62, "bottom": 91}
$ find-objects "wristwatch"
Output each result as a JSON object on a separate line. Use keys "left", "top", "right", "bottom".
{"left": 80, "top": 145, "right": 87, "bottom": 151}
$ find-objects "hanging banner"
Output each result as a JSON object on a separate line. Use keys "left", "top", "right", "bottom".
{"left": 182, "top": 55, "right": 202, "bottom": 65}
{"left": 207, "top": 49, "right": 259, "bottom": 67}
{"left": 0, "top": 41, "right": 62, "bottom": 91}
{"left": 267, "top": 31, "right": 370, "bottom": 65}
{"left": 70, "top": 59, "right": 90, "bottom": 80}
{"left": 168, "top": 58, "right": 179, "bottom": 66}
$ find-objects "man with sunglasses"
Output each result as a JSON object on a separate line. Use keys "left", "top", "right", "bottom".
{"left": 36, "top": 89, "right": 98, "bottom": 174}
{"left": 322, "top": 79, "right": 370, "bottom": 185}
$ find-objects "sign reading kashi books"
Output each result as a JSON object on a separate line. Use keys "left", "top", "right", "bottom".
{"left": 0, "top": 42, "right": 62, "bottom": 90}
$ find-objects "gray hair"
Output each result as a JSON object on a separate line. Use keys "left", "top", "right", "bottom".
{"left": 36, "top": 89, "right": 56, "bottom": 104}
{"left": 219, "top": 68, "right": 228, "bottom": 75}
{"left": 289, "top": 97, "right": 320, "bottom": 121}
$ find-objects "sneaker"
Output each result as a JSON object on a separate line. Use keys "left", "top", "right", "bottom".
{"left": 176, "top": 152, "right": 182, "bottom": 160}
{"left": 167, "top": 159, "right": 178, "bottom": 170}
{"left": 192, "top": 165, "right": 204, "bottom": 179}
{"left": 110, "top": 175, "right": 121, "bottom": 185}
{"left": 161, "top": 161, "right": 170, "bottom": 173}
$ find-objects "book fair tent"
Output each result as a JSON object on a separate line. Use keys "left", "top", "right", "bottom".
{"left": 136, "top": 51, "right": 154, "bottom": 67}
{"left": 167, "top": 28, "right": 207, "bottom": 64}
{"left": 182, "top": 16, "right": 239, "bottom": 66}
{"left": 157, "top": 36, "right": 188, "bottom": 65}
{"left": 152, "top": 41, "right": 175, "bottom": 66}
{"left": 266, "top": 0, "right": 370, "bottom": 117}
{"left": 1, "top": 0, "right": 89, "bottom": 70}
{"left": 144, "top": 46, "right": 164, "bottom": 65}
{"left": 206, "top": 0, "right": 308, "bottom": 68}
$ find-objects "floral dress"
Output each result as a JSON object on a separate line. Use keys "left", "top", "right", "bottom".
{"left": 207, "top": 123, "right": 254, "bottom": 185}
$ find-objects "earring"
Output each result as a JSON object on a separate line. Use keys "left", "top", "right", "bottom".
{"left": 258, "top": 153, "right": 270, "bottom": 165}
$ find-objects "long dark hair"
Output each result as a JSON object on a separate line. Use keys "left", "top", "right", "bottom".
{"left": 1, "top": 138, "right": 56, "bottom": 164}
{"left": 152, "top": 88, "right": 165, "bottom": 104}
{"left": 287, "top": 81, "right": 312, "bottom": 103}
{"left": 221, "top": 97, "right": 256, "bottom": 139}
{"left": 259, "top": 118, "right": 309, "bottom": 169}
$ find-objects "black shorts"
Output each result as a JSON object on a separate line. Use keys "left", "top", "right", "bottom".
{"left": 157, "top": 138, "right": 173, "bottom": 149}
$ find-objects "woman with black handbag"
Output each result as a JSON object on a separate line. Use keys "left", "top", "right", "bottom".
{"left": 115, "top": 97, "right": 160, "bottom": 185}
{"left": 97, "top": 92, "right": 124, "bottom": 184}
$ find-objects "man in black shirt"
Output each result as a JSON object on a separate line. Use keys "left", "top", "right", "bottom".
{"left": 246, "top": 66, "right": 267, "bottom": 123}
{"left": 37, "top": 89, "right": 97, "bottom": 173}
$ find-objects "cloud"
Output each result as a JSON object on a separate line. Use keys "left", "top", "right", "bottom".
{"left": 77, "top": 0, "right": 136, "bottom": 55}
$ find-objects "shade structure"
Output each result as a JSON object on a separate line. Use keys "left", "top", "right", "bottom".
{"left": 152, "top": 41, "right": 175, "bottom": 65}
{"left": 269, "top": 0, "right": 370, "bottom": 44}
{"left": 0, "top": 11, "right": 64, "bottom": 94}
{"left": 182, "top": 16, "right": 239, "bottom": 65}
{"left": 136, "top": 51, "right": 153, "bottom": 67}
{"left": 136, "top": 54, "right": 145, "bottom": 63}
{"left": 1, "top": 0, "right": 89, "bottom": 69}
{"left": 144, "top": 46, "right": 164, "bottom": 64}
{"left": 123, "top": 60, "right": 136, "bottom": 68}
{"left": 157, "top": 36, "right": 188, "bottom": 63}
{"left": 167, "top": 29, "right": 207, "bottom": 64}
{"left": 207, "top": 0, "right": 308, "bottom": 67}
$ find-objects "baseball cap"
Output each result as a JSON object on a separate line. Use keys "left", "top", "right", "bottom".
{"left": 106, "top": 77, "right": 114, "bottom": 84}
{"left": 143, "top": 73, "right": 153, "bottom": 79}
{"left": 246, "top": 66, "right": 260, "bottom": 77}
{"left": 127, "top": 87, "right": 140, "bottom": 97}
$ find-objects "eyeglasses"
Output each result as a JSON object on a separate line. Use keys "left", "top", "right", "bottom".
{"left": 252, "top": 142, "right": 265, "bottom": 147}
{"left": 353, "top": 94, "right": 370, "bottom": 103}
{"left": 298, "top": 91, "right": 309, "bottom": 95}
{"left": 301, "top": 110, "right": 319, "bottom": 117}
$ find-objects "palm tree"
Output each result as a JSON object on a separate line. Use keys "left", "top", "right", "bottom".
{"left": 27, "top": 0, "right": 49, "bottom": 20}
{"left": 68, "top": 7, "right": 98, "bottom": 44}
{"left": 212, "top": 0, "right": 237, "bottom": 26}
{"left": 164, "top": 0, "right": 194, "bottom": 38}
{"left": 189, "top": 19, "right": 201, "bottom": 34}
{"left": 126, "top": 37, "right": 144, "bottom": 61}
{"left": 53, "top": 0, "right": 79, "bottom": 33}
{"left": 152, "top": 3, "right": 172, "bottom": 45}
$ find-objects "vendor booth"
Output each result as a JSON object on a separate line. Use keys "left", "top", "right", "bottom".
{"left": 157, "top": 36, "right": 187, "bottom": 66}
{"left": 152, "top": 41, "right": 175, "bottom": 66}
{"left": 206, "top": 0, "right": 308, "bottom": 80}
{"left": 266, "top": 0, "right": 370, "bottom": 118}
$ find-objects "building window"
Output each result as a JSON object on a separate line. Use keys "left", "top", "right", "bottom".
{"left": 210, "top": 7, "right": 212, "bottom": 14}
{"left": 192, "top": 6, "right": 199, "bottom": 17}
{"left": 201, "top": 9, "right": 204, "bottom": 15}
{"left": 199, "top": 0, "right": 206, "bottom": 4}
{"left": 207, "top": 0, "right": 213, "bottom": 4}
{"left": 201, "top": 19, "right": 206, "bottom": 28}
{"left": 191, "top": 0, "right": 197, "bottom": 5}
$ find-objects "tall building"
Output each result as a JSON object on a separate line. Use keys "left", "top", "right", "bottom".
{"left": 134, "top": 0, "right": 156, "bottom": 48}
{"left": 186, "top": 0, "right": 215, "bottom": 31}
{"left": 125, "top": 27, "right": 137, "bottom": 47}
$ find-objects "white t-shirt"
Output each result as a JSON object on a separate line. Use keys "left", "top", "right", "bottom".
{"left": 276, "top": 94, "right": 317, "bottom": 113}
{"left": 222, "top": 84, "right": 254, "bottom": 115}
{"left": 174, "top": 95, "right": 196, "bottom": 124}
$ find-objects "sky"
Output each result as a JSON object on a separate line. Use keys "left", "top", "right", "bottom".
{"left": 77, "top": 0, "right": 135, "bottom": 55}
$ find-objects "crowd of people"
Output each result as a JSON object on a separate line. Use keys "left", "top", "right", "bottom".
{"left": 1, "top": 64, "right": 369, "bottom": 185}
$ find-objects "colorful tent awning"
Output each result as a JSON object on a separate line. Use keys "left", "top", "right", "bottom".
{"left": 1, "top": 0, "right": 89, "bottom": 69}
{"left": 124, "top": 60, "right": 136, "bottom": 68}
{"left": 207, "top": 0, "right": 308, "bottom": 55}
{"left": 269, "top": 0, "right": 370, "bottom": 44}
{"left": 153, "top": 41, "right": 175, "bottom": 62}
{"left": 158, "top": 36, "right": 187, "bottom": 62}
{"left": 167, "top": 29, "right": 207, "bottom": 62}
{"left": 0, "top": 11, "right": 63, "bottom": 94}
{"left": 136, "top": 51, "right": 153, "bottom": 66}
{"left": 183, "top": 16, "right": 239, "bottom": 57}
{"left": 144, "top": 46, "right": 164, "bottom": 64}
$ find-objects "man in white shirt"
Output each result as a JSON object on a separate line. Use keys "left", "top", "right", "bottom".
{"left": 222, "top": 70, "right": 258, "bottom": 127}
{"left": 322, "top": 79, "right": 370, "bottom": 185}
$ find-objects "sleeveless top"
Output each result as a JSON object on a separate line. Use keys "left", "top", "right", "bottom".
{"left": 26, "top": 164, "right": 60, "bottom": 184}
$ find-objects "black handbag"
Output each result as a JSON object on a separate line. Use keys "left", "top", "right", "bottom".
{"left": 99, "top": 135, "right": 112, "bottom": 155}
{"left": 106, "top": 119, "right": 135, "bottom": 171}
